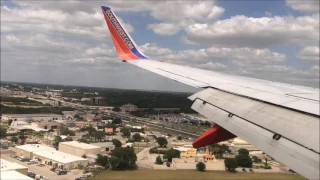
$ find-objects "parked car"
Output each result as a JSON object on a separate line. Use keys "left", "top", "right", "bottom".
{"left": 27, "top": 171, "right": 36, "bottom": 178}
{"left": 37, "top": 164, "right": 45, "bottom": 167}
{"left": 83, "top": 169, "right": 89, "bottom": 174}
{"left": 56, "top": 169, "right": 68, "bottom": 175}
{"left": 21, "top": 158, "right": 31, "bottom": 162}
{"left": 17, "top": 156, "right": 24, "bottom": 161}
{"left": 27, "top": 159, "right": 38, "bottom": 165}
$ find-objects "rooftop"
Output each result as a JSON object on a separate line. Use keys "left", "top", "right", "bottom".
{"left": 59, "top": 141, "right": 101, "bottom": 150}
{"left": 0, "top": 170, "right": 33, "bottom": 180}
{"left": 91, "top": 142, "right": 115, "bottom": 147}
{"left": 15, "top": 144, "right": 55, "bottom": 152}
{"left": 33, "top": 150, "right": 87, "bottom": 163}
{"left": 2, "top": 114, "right": 62, "bottom": 117}
{"left": 15, "top": 125, "right": 48, "bottom": 132}
{"left": 0, "top": 159, "right": 27, "bottom": 172}
{"left": 121, "top": 103, "right": 137, "bottom": 108}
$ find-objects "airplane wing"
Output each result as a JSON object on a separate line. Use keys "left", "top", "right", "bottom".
{"left": 101, "top": 6, "right": 319, "bottom": 179}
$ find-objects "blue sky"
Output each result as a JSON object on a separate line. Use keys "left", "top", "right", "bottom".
{"left": 1, "top": 0, "right": 319, "bottom": 92}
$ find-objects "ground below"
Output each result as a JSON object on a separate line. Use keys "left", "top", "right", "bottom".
{"left": 91, "top": 169, "right": 304, "bottom": 180}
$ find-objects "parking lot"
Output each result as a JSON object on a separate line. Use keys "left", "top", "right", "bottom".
{"left": 1, "top": 152, "right": 83, "bottom": 180}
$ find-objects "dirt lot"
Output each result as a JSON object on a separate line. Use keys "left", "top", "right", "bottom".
{"left": 92, "top": 169, "right": 304, "bottom": 180}
{"left": 1, "top": 152, "right": 83, "bottom": 180}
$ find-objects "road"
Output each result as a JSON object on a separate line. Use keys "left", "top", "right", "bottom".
{"left": 122, "top": 118, "right": 200, "bottom": 138}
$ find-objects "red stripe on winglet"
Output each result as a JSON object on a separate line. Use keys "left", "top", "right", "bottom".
{"left": 102, "top": 11, "right": 138, "bottom": 60}
{"left": 193, "top": 124, "right": 236, "bottom": 148}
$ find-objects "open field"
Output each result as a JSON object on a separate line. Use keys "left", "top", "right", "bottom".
{"left": 92, "top": 169, "right": 304, "bottom": 180}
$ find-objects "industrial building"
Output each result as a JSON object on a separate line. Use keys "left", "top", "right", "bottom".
{"left": 1, "top": 114, "right": 62, "bottom": 122}
{"left": 0, "top": 170, "right": 33, "bottom": 180}
{"left": 33, "top": 150, "right": 88, "bottom": 169}
{"left": 121, "top": 103, "right": 138, "bottom": 112}
{"left": 91, "top": 142, "right": 115, "bottom": 152}
{"left": 14, "top": 144, "right": 55, "bottom": 159}
{"left": 0, "top": 158, "right": 28, "bottom": 175}
{"left": 59, "top": 141, "right": 103, "bottom": 157}
{"left": 90, "top": 97, "right": 106, "bottom": 105}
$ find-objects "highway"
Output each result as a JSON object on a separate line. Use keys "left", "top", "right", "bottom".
{"left": 113, "top": 113, "right": 200, "bottom": 138}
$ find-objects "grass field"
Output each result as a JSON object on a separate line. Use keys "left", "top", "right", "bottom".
{"left": 92, "top": 169, "right": 304, "bottom": 180}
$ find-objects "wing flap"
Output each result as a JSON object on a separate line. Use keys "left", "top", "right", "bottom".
{"left": 191, "top": 97, "right": 319, "bottom": 180}
{"left": 189, "top": 88, "right": 319, "bottom": 152}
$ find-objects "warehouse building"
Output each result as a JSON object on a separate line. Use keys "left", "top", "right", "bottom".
{"left": 0, "top": 170, "right": 33, "bottom": 180}
{"left": 59, "top": 141, "right": 103, "bottom": 157}
{"left": 1, "top": 114, "right": 62, "bottom": 122}
{"left": 91, "top": 142, "right": 115, "bottom": 152}
{"left": 33, "top": 150, "right": 88, "bottom": 169}
{"left": 14, "top": 144, "right": 55, "bottom": 159}
{"left": 0, "top": 158, "right": 28, "bottom": 175}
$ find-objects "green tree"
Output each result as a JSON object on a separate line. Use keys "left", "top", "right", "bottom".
{"left": 53, "top": 136, "right": 62, "bottom": 149}
{"left": 82, "top": 154, "right": 87, "bottom": 158}
{"left": 156, "top": 137, "right": 168, "bottom": 147}
{"left": 211, "top": 146, "right": 224, "bottom": 159}
{"left": 59, "top": 126, "right": 75, "bottom": 136}
{"left": 109, "top": 147, "right": 137, "bottom": 170}
{"left": 196, "top": 162, "right": 206, "bottom": 171}
{"left": 209, "top": 144, "right": 231, "bottom": 159}
{"left": 96, "top": 154, "right": 109, "bottom": 168}
{"left": 163, "top": 148, "right": 180, "bottom": 162}
{"left": 78, "top": 138, "right": 89, "bottom": 144}
{"left": 132, "top": 133, "right": 142, "bottom": 142}
{"left": 221, "top": 144, "right": 231, "bottom": 154}
{"left": 224, "top": 158, "right": 238, "bottom": 172}
{"left": 155, "top": 155, "right": 163, "bottom": 164}
{"left": 252, "top": 156, "right": 262, "bottom": 163}
{"left": 8, "top": 119, "right": 13, "bottom": 126}
{"left": 10, "top": 136, "right": 18, "bottom": 143}
{"left": 92, "top": 131, "right": 105, "bottom": 142}
{"left": 121, "top": 128, "right": 130, "bottom": 138}
{"left": 112, "top": 118, "right": 122, "bottom": 124}
{"left": 238, "top": 148, "right": 249, "bottom": 156}
{"left": 112, "top": 139, "right": 122, "bottom": 147}
{"left": 0, "top": 127, "right": 7, "bottom": 138}
{"left": 73, "top": 114, "right": 80, "bottom": 119}
{"left": 177, "top": 136, "right": 182, "bottom": 141}
{"left": 235, "top": 154, "right": 253, "bottom": 168}
{"left": 112, "top": 107, "right": 121, "bottom": 112}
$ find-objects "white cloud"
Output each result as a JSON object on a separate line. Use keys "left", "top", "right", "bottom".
{"left": 149, "top": 1, "right": 224, "bottom": 22}
{"left": 138, "top": 43, "right": 286, "bottom": 67}
{"left": 147, "top": 23, "right": 181, "bottom": 36}
{"left": 311, "top": 65, "right": 319, "bottom": 71}
{"left": 0, "top": 5, "right": 133, "bottom": 40}
{"left": 196, "top": 62, "right": 227, "bottom": 70}
{"left": 183, "top": 14, "right": 319, "bottom": 48}
{"left": 296, "top": 46, "right": 320, "bottom": 61}
{"left": 286, "top": 0, "right": 320, "bottom": 14}
{"left": 139, "top": 43, "right": 173, "bottom": 56}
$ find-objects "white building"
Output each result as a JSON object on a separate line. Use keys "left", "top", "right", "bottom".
{"left": 1, "top": 170, "right": 33, "bottom": 180}
{"left": 91, "top": 142, "right": 115, "bottom": 152}
{"left": 0, "top": 158, "right": 28, "bottom": 175}
{"left": 33, "top": 150, "right": 88, "bottom": 169}
{"left": 121, "top": 103, "right": 138, "bottom": 112}
{"left": 59, "top": 141, "right": 103, "bottom": 157}
{"left": 27, "top": 98, "right": 61, "bottom": 106}
{"left": 14, "top": 144, "right": 56, "bottom": 159}
{"left": 1, "top": 114, "right": 62, "bottom": 121}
